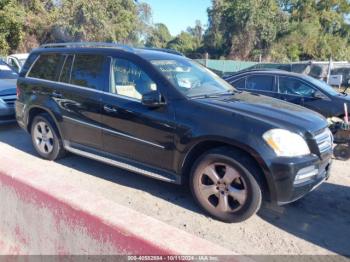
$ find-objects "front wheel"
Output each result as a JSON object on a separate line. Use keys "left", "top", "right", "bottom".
{"left": 190, "top": 148, "right": 262, "bottom": 223}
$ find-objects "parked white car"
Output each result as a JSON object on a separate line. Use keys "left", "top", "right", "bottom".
{"left": 6, "top": 53, "right": 29, "bottom": 72}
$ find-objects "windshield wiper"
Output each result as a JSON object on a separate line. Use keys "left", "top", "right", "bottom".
{"left": 342, "top": 86, "right": 349, "bottom": 95}
{"left": 190, "top": 90, "right": 236, "bottom": 99}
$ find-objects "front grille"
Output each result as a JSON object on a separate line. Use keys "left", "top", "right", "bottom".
{"left": 1, "top": 95, "right": 16, "bottom": 107}
{"left": 314, "top": 128, "right": 333, "bottom": 154}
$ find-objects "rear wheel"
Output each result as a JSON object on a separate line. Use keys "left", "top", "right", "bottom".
{"left": 190, "top": 147, "right": 262, "bottom": 223}
{"left": 31, "top": 114, "right": 66, "bottom": 160}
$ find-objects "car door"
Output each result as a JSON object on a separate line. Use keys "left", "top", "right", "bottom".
{"left": 245, "top": 74, "right": 278, "bottom": 98}
{"left": 54, "top": 53, "right": 110, "bottom": 150}
{"left": 100, "top": 56, "right": 177, "bottom": 172}
{"left": 278, "top": 76, "right": 308, "bottom": 105}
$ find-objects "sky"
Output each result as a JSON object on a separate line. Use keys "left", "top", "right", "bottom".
{"left": 142, "top": 0, "right": 212, "bottom": 36}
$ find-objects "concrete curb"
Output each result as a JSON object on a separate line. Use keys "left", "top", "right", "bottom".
{"left": 0, "top": 154, "right": 235, "bottom": 256}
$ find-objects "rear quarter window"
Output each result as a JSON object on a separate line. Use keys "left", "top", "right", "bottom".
{"left": 27, "top": 53, "right": 62, "bottom": 81}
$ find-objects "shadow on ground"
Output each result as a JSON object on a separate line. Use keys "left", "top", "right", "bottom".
{"left": 1, "top": 124, "right": 350, "bottom": 256}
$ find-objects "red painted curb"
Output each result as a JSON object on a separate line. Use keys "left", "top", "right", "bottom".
{"left": 0, "top": 153, "right": 234, "bottom": 256}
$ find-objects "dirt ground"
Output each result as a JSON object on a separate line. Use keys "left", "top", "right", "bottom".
{"left": 0, "top": 123, "right": 349, "bottom": 256}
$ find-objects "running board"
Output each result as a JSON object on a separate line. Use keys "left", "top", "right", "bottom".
{"left": 63, "top": 143, "right": 180, "bottom": 184}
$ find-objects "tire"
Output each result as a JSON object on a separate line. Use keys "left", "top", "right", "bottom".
{"left": 333, "top": 144, "right": 350, "bottom": 161}
{"left": 30, "top": 113, "right": 66, "bottom": 161}
{"left": 190, "top": 147, "right": 262, "bottom": 223}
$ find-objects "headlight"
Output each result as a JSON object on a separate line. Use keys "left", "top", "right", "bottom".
{"left": 263, "top": 129, "right": 310, "bottom": 157}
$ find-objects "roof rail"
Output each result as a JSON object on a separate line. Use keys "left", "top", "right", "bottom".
{"left": 140, "top": 47, "right": 184, "bottom": 56}
{"left": 39, "top": 42, "right": 134, "bottom": 52}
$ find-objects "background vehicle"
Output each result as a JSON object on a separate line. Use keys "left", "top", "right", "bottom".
{"left": 16, "top": 43, "right": 333, "bottom": 222}
{"left": 6, "top": 53, "right": 29, "bottom": 72}
{"left": 224, "top": 69, "right": 350, "bottom": 118}
{"left": 0, "top": 61, "right": 18, "bottom": 124}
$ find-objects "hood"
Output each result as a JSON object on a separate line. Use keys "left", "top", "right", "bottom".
{"left": 0, "top": 79, "right": 16, "bottom": 96}
{"left": 197, "top": 91, "right": 327, "bottom": 134}
{"left": 334, "top": 93, "right": 350, "bottom": 103}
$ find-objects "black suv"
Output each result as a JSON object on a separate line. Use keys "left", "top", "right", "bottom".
{"left": 16, "top": 43, "right": 333, "bottom": 222}
{"left": 224, "top": 69, "right": 350, "bottom": 118}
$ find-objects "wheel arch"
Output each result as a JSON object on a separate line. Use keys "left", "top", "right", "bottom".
{"left": 27, "top": 106, "right": 64, "bottom": 140}
{"left": 180, "top": 138, "right": 273, "bottom": 201}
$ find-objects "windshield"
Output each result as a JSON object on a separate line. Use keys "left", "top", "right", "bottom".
{"left": 0, "top": 63, "right": 18, "bottom": 79}
{"left": 150, "top": 59, "right": 234, "bottom": 97}
{"left": 305, "top": 76, "right": 340, "bottom": 96}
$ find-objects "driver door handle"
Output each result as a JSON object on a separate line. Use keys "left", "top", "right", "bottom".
{"left": 103, "top": 105, "right": 118, "bottom": 113}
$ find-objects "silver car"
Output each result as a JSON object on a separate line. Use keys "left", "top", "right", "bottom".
{"left": 0, "top": 61, "right": 18, "bottom": 124}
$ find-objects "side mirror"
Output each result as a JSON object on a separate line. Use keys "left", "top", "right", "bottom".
{"left": 141, "top": 91, "right": 165, "bottom": 108}
{"left": 313, "top": 91, "right": 326, "bottom": 100}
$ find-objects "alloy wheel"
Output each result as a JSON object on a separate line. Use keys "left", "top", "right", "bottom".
{"left": 33, "top": 121, "right": 54, "bottom": 154}
{"left": 196, "top": 162, "right": 247, "bottom": 212}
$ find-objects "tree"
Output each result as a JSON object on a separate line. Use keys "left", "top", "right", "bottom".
{"left": 0, "top": 0, "right": 25, "bottom": 55}
{"left": 204, "top": 0, "right": 288, "bottom": 60}
{"left": 270, "top": 0, "right": 350, "bottom": 61}
{"left": 166, "top": 31, "right": 197, "bottom": 55}
{"left": 205, "top": 0, "right": 350, "bottom": 61}
{"left": 19, "top": 0, "right": 58, "bottom": 51}
{"left": 187, "top": 20, "right": 204, "bottom": 48}
{"left": 145, "top": 23, "right": 172, "bottom": 48}
{"left": 51, "top": 0, "right": 138, "bottom": 43}
{"left": 203, "top": 0, "right": 225, "bottom": 58}
{"left": 129, "top": 1, "right": 153, "bottom": 45}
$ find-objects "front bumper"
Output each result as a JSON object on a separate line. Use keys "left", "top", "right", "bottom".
{"left": 268, "top": 151, "right": 332, "bottom": 204}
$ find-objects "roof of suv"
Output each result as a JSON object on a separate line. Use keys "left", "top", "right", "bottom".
{"left": 35, "top": 42, "right": 185, "bottom": 61}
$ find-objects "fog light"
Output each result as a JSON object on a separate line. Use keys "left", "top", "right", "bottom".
{"left": 294, "top": 166, "right": 318, "bottom": 185}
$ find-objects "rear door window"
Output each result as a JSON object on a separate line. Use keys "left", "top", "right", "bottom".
{"left": 70, "top": 54, "right": 110, "bottom": 90}
{"left": 246, "top": 75, "right": 275, "bottom": 92}
{"left": 28, "top": 53, "right": 62, "bottom": 81}
{"left": 232, "top": 77, "right": 246, "bottom": 89}
{"left": 59, "top": 55, "right": 74, "bottom": 83}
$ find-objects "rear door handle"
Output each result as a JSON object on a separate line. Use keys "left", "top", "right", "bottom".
{"left": 52, "top": 91, "right": 63, "bottom": 98}
{"left": 103, "top": 105, "right": 118, "bottom": 113}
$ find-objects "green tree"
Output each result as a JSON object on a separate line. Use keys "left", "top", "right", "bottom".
{"left": 0, "top": 0, "right": 25, "bottom": 55}
{"left": 270, "top": 0, "right": 350, "bottom": 61}
{"left": 204, "top": 0, "right": 288, "bottom": 60}
{"left": 187, "top": 20, "right": 204, "bottom": 48}
{"left": 129, "top": 1, "right": 153, "bottom": 45}
{"left": 19, "top": 0, "right": 58, "bottom": 50}
{"left": 167, "top": 31, "right": 197, "bottom": 55}
{"left": 53, "top": 0, "right": 138, "bottom": 42}
{"left": 145, "top": 23, "right": 172, "bottom": 48}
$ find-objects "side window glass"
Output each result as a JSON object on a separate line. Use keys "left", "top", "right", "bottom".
{"left": 59, "top": 55, "right": 73, "bottom": 83}
{"left": 246, "top": 75, "right": 274, "bottom": 92}
{"left": 232, "top": 78, "right": 245, "bottom": 89}
{"left": 28, "top": 54, "right": 62, "bottom": 81}
{"left": 111, "top": 58, "right": 157, "bottom": 100}
{"left": 279, "top": 77, "right": 316, "bottom": 97}
{"left": 71, "top": 54, "right": 109, "bottom": 90}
